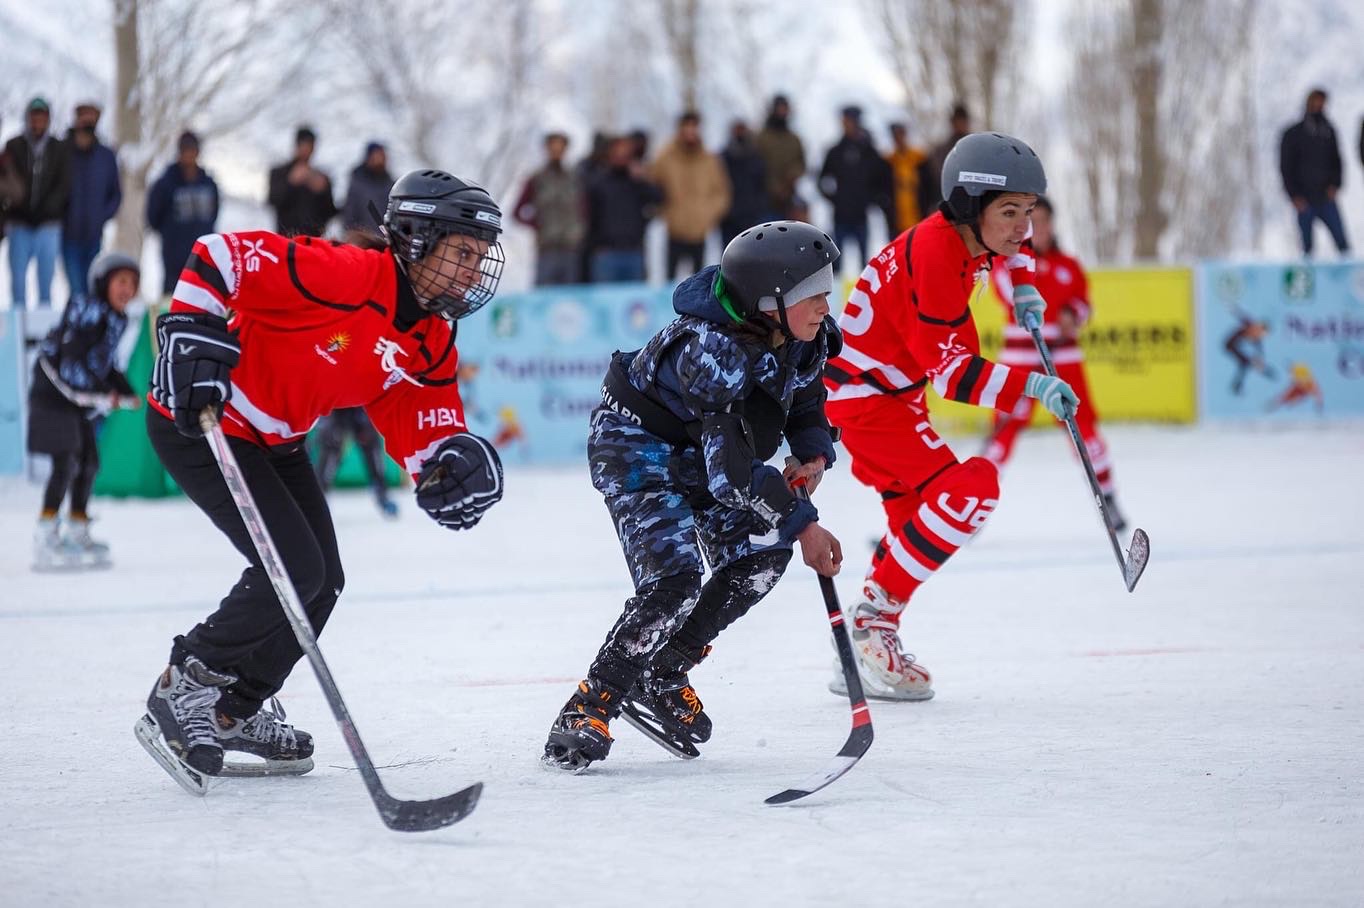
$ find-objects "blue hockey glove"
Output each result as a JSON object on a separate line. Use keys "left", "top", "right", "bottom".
{"left": 1013, "top": 284, "right": 1047, "bottom": 331}
{"left": 1024, "top": 372, "right": 1080, "bottom": 421}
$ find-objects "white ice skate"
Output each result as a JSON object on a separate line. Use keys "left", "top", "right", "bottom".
{"left": 32, "top": 517, "right": 85, "bottom": 572}
{"left": 64, "top": 519, "right": 112, "bottom": 569}
{"left": 828, "top": 583, "right": 934, "bottom": 702}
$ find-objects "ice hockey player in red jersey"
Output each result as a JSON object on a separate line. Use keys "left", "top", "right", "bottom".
{"left": 823, "top": 132, "right": 1077, "bottom": 700}
{"left": 137, "top": 170, "right": 507, "bottom": 787}
{"left": 985, "top": 195, "right": 1126, "bottom": 532}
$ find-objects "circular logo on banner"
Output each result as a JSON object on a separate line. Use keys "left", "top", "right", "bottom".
{"left": 547, "top": 298, "right": 588, "bottom": 343}
{"left": 624, "top": 298, "right": 653, "bottom": 336}
{"left": 1282, "top": 266, "right": 1314, "bottom": 303}
{"left": 1216, "top": 270, "right": 1244, "bottom": 303}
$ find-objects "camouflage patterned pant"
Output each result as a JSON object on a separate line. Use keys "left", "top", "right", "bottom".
{"left": 585, "top": 408, "right": 793, "bottom": 692}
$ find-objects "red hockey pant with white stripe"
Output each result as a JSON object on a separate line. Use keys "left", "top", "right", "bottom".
{"left": 983, "top": 360, "right": 1115, "bottom": 494}
{"left": 833, "top": 394, "right": 1000, "bottom": 615}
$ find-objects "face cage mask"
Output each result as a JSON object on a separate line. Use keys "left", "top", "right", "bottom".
{"left": 397, "top": 224, "right": 506, "bottom": 321}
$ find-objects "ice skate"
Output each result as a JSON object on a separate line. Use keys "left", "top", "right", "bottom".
{"left": 620, "top": 642, "right": 711, "bottom": 760}
{"left": 543, "top": 679, "right": 621, "bottom": 772}
{"left": 64, "top": 518, "right": 112, "bottom": 569}
{"left": 138, "top": 656, "right": 239, "bottom": 795}
{"left": 1102, "top": 493, "right": 1128, "bottom": 534}
{"left": 32, "top": 517, "right": 84, "bottom": 572}
{"left": 215, "top": 696, "right": 315, "bottom": 777}
{"left": 828, "top": 582, "right": 934, "bottom": 702}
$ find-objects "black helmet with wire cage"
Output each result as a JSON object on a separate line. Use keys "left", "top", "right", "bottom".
{"left": 382, "top": 170, "right": 505, "bottom": 320}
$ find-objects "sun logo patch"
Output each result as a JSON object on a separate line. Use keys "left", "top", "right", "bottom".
{"left": 325, "top": 332, "right": 350, "bottom": 354}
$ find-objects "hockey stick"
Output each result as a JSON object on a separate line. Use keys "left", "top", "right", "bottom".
{"left": 765, "top": 459, "right": 874, "bottom": 805}
{"left": 199, "top": 408, "right": 482, "bottom": 831}
{"left": 1023, "top": 313, "right": 1150, "bottom": 592}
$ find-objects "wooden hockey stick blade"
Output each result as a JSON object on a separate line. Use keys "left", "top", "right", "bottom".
{"left": 1124, "top": 528, "right": 1151, "bottom": 592}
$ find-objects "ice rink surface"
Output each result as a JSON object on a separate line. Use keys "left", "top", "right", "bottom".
{"left": 2, "top": 425, "right": 1361, "bottom": 907}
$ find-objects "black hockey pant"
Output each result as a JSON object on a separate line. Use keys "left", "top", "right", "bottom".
{"left": 147, "top": 409, "right": 344, "bottom": 718}
{"left": 42, "top": 418, "right": 98, "bottom": 517}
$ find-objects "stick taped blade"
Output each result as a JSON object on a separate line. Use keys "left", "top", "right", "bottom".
{"left": 379, "top": 782, "right": 483, "bottom": 832}
{"left": 1124, "top": 528, "right": 1151, "bottom": 592}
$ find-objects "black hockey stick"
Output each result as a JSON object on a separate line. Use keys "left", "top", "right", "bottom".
{"left": 200, "top": 409, "right": 481, "bottom": 831}
{"left": 1023, "top": 313, "right": 1150, "bottom": 592}
{"left": 765, "top": 460, "right": 874, "bottom": 805}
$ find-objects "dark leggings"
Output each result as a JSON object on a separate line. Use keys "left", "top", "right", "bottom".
{"left": 42, "top": 419, "right": 98, "bottom": 516}
{"left": 313, "top": 407, "right": 389, "bottom": 500}
{"left": 146, "top": 409, "right": 345, "bottom": 718}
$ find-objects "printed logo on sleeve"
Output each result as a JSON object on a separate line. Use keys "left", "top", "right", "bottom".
{"left": 242, "top": 239, "right": 279, "bottom": 273}
{"left": 417, "top": 408, "right": 465, "bottom": 431}
{"left": 958, "top": 170, "right": 1008, "bottom": 187}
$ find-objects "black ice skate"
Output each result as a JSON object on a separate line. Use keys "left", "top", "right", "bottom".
{"left": 543, "top": 679, "right": 621, "bottom": 772}
{"left": 136, "top": 656, "right": 238, "bottom": 796}
{"left": 215, "top": 696, "right": 316, "bottom": 778}
{"left": 620, "top": 642, "right": 712, "bottom": 760}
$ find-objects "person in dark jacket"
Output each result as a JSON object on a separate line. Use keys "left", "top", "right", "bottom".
{"left": 146, "top": 132, "right": 220, "bottom": 296}
{"left": 1280, "top": 88, "right": 1349, "bottom": 256}
{"left": 5, "top": 97, "right": 71, "bottom": 307}
{"left": 719, "top": 120, "right": 770, "bottom": 245}
{"left": 28, "top": 251, "right": 140, "bottom": 570}
{"left": 543, "top": 221, "right": 844, "bottom": 771}
{"left": 340, "top": 141, "right": 394, "bottom": 236}
{"left": 514, "top": 132, "right": 586, "bottom": 285}
{"left": 61, "top": 101, "right": 123, "bottom": 296}
{"left": 267, "top": 126, "right": 336, "bottom": 237}
{"left": 817, "top": 105, "right": 883, "bottom": 265}
{"left": 586, "top": 135, "right": 661, "bottom": 283}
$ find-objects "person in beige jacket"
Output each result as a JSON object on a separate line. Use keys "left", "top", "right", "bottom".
{"left": 652, "top": 111, "right": 732, "bottom": 280}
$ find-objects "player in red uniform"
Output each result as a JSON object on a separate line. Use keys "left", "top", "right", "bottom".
{"left": 824, "top": 133, "right": 1078, "bottom": 700}
{"left": 985, "top": 195, "right": 1126, "bottom": 532}
{"left": 139, "top": 170, "right": 508, "bottom": 785}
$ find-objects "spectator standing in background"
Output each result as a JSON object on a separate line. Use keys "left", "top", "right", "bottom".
{"left": 884, "top": 122, "right": 928, "bottom": 236}
{"left": 146, "top": 132, "right": 219, "bottom": 296}
{"left": 1279, "top": 88, "right": 1349, "bottom": 257}
{"left": 340, "top": 141, "right": 394, "bottom": 236}
{"left": 267, "top": 126, "right": 336, "bottom": 237}
{"left": 818, "top": 105, "right": 882, "bottom": 265}
{"left": 0, "top": 115, "right": 25, "bottom": 239}
{"left": 576, "top": 131, "right": 611, "bottom": 284}
{"left": 514, "top": 132, "right": 586, "bottom": 285}
{"left": 720, "top": 120, "right": 769, "bottom": 245}
{"left": 652, "top": 111, "right": 732, "bottom": 280}
{"left": 5, "top": 97, "right": 71, "bottom": 307}
{"left": 920, "top": 103, "right": 972, "bottom": 213}
{"left": 585, "top": 135, "right": 661, "bottom": 283}
{"left": 754, "top": 94, "right": 806, "bottom": 219}
{"left": 61, "top": 101, "right": 122, "bottom": 296}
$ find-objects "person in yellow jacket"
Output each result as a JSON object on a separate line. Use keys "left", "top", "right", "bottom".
{"left": 652, "top": 111, "right": 732, "bottom": 280}
{"left": 884, "top": 122, "right": 929, "bottom": 236}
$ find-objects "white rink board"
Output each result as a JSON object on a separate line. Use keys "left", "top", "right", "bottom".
{"left": 1, "top": 426, "right": 1361, "bottom": 907}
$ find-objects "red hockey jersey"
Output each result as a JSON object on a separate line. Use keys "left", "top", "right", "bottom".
{"left": 825, "top": 210, "right": 1032, "bottom": 416}
{"left": 148, "top": 231, "right": 468, "bottom": 477}
{"left": 991, "top": 245, "right": 1091, "bottom": 368}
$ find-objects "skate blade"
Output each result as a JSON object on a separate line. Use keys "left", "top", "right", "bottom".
{"left": 218, "top": 756, "right": 315, "bottom": 778}
{"left": 135, "top": 714, "right": 212, "bottom": 796}
{"left": 540, "top": 747, "right": 594, "bottom": 774}
{"left": 32, "top": 560, "right": 109, "bottom": 573}
{"left": 829, "top": 671, "right": 934, "bottom": 702}
{"left": 618, "top": 702, "right": 701, "bottom": 760}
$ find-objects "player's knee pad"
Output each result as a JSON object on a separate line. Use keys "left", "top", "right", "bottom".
{"left": 918, "top": 457, "right": 1000, "bottom": 535}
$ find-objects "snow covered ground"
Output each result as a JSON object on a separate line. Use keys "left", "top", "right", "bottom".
{"left": 2, "top": 425, "right": 1361, "bottom": 907}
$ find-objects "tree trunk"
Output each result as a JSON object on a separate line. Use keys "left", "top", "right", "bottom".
{"left": 1131, "top": 0, "right": 1166, "bottom": 259}
{"left": 112, "top": 0, "right": 144, "bottom": 258}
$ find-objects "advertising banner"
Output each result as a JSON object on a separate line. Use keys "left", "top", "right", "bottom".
{"left": 1197, "top": 261, "right": 1364, "bottom": 420}
{"left": 0, "top": 310, "right": 24, "bottom": 475}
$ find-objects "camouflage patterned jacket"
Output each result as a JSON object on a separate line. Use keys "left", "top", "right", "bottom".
{"left": 599, "top": 265, "right": 838, "bottom": 542}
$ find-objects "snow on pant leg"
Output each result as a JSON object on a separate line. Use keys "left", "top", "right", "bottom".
{"left": 585, "top": 412, "right": 705, "bottom": 693}
{"left": 983, "top": 395, "right": 1036, "bottom": 468}
{"left": 67, "top": 418, "right": 100, "bottom": 517}
{"left": 1056, "top": 360, "right": 1115, "bottom": 494}
{"left": 672, "top": 548, "right": 793, "bottom": 654}
{"left": 147, "top": 409, "right": 345, "bottom": 718}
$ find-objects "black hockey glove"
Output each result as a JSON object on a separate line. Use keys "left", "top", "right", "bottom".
{"left": 415, "top": 433, "right": 504, "bottom": 531}
{"left": 151, "top": 311, "right": 240, "bottom": 438}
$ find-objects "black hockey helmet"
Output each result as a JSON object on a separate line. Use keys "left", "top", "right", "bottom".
{"left": 382, "top": 169, "right": 506, "bottom": 321}
{"left": 941, "top": 132, "right": 1047, "bottom": 223}
{"left": 716, "top": 221, "right": 839, "bottom": 332}
{"left": 88, "top": 251, "right": 140, "bottom": 299}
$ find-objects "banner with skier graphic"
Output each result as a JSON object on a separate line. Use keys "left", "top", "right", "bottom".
{"left": 1196, "top": 261, "right": 1364, "bottom": 420}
